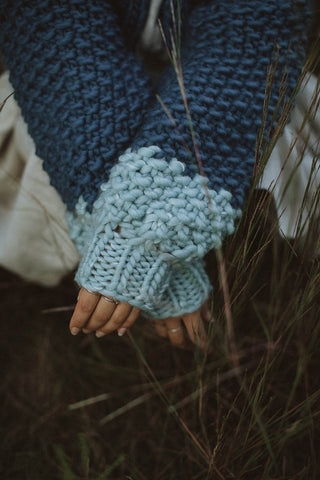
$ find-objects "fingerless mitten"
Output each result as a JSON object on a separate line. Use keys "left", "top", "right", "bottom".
{"left": 0, "top": 0, "right": 310, "bottom": 318}
{"left": 73, "top": 0, "right": 310, "bottom": 318}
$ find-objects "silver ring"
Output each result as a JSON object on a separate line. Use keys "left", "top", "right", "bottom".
{"left": 102, "top": 295, "right": 120, "bottom": 306}
{"left": 168, "top": 326, "right": 182, "bottom": 333}
{"left": 83, "top": 288, "right": 100, "bottom": 296}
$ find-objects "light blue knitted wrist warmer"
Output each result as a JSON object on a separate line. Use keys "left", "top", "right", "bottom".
{"left": 1, "top": 0, "right": 309, "bottom": 318}
{"left": 67, "top": 146, "right": 240, "bottom": 318}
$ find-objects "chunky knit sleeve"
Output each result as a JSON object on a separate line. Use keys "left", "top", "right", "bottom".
{"left": 0, "top": 0, "right": 310, "bottom": 319}
{"left": 0, "top": 0, "right": 153, "bottom": 210}
{"left": 68, "top": 0, "right": 310, "bottom": 318}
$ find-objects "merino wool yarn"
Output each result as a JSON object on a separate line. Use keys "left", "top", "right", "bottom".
{"left": 0, "top": 0, "right": 311, "bottom": 318}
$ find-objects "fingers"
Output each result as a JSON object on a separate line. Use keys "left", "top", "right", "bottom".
{"left": 70, "top": 288, "right": 141, "bottom": 338}
{"left": 201, "top": 299, "right": 211, "bottom": 323}
{"left": 84, "top": 296, "right": 117, "bottom": 332}
{"left": 96, "top": 302, "right": 133, "bottom": 337}
{"left": 165, "top": 317, "right": 187, "bottom": 349}
{"left": 71, "top": 289, "right": 208, "bottom": 349}
{"left": 154, "top": 321, "right": 168, "bottom": 338}
{"left": 69, "top": 288, "right": 100, "bottom": 335}
{"left": 117, "top": 306, "right": 141, "bottom": 336}
{"left": 152, "top": 304, "right": 209, "bottom": 350}
{"left": 182, "top": 310, "right": 207, "bottom": 350}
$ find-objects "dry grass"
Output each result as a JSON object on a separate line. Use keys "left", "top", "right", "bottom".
{"left": 1, "top": 183, "right": 320, "bottom": 479}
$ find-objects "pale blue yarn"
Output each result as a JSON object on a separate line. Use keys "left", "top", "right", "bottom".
{"left": 67, "top": 146, "right": 240, "bottom": 319}
{"left": 66, "top": 197, "right": 93, "bottom": 257}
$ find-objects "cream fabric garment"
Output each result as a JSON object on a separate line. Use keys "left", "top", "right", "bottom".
{"left": 0, "top": 71, "right": 79, "bottom": 286}
{"left": 259, "top": 72, "right": 320, "bottom": 252}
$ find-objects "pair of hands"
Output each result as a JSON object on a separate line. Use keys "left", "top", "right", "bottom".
{"left": 69, "top": 288, "right": 210, "bottom": 349}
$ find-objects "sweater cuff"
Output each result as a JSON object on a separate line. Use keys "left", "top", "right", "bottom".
{"left": 75, "top": 236, "right": 211, "bottom": 318}
{"left": 75, "top": 227, "right": 172, "bottom": 312}
{"left": 146, "top": 258, "right": 212, "bottom": 319}
{"left": 67, "top": 145, "right": 240, "bottom": 317}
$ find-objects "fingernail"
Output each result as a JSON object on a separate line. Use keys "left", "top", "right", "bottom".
{"left": 71, "top": 327, "right": 80, "bottom": 336}
{"left": 118, "top": 327, "right": 127, "bottom": 337}
{"left": 96, "top": 331, "right": 106, "bottom": 338}
{"left": 82, "top": 329, "right": 91, "bottom": 334}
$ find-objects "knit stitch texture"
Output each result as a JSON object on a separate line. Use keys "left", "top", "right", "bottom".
{"left": 132, "top": 0, "right": 311, "bottom": 209}
{"left": 0, "top": 0, "right": 311, "bottom": 318}
{"left": 0, "top": 0, "right": 153, "bottom": 210}
{"left": 69, "top": 146, "right": 240, "bottom": 317}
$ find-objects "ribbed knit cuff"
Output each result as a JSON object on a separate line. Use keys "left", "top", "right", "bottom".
{"left": 148, "top": 258, "right": 213, "bottom": 319}
{"left": 68, "top": 145, "right": 240, "bottom": 318}
{"left": 75, "top": 229, "right": 172, "bottom": 313}
{"left": 75, "top": 235, "right": 212, "bottom": 319}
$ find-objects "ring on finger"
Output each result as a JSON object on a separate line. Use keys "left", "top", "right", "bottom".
{"left": 82, "top": 287, "right": 100, "bottom": 296}
{"left": 77, "top": 287, "right": 101, "bottom": 301}
{"left": 101, "top": 295, "right": 120, "bottom": 306}
{"left": 168, "top": 326, "right": 183, "bottom": 333}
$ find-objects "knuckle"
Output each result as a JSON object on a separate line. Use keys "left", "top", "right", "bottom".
{"left": 110, "top": 314, "right": 125, "bottom": 326}
{"left": 91, "top": 312, "right": 107, "bottom": 324}
{"left": 123, "top": 313, "right": 139, "bottom": 328}
{"left": 79, "top": 298, "right": 95, "bottom": 313}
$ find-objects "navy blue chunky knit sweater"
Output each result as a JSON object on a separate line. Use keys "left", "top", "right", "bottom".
{"left": 0, "top": 0, "right": 310, "bottom": 318}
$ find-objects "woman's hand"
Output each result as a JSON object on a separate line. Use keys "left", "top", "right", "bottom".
{"left": 69, "top": 288, "right": 141, "bottom": 337}
{"left": 69, "top": 288, "right": 211, "bottom": 351}
{"left": 150, "top": 301, "right": 210, "bottom": 350}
